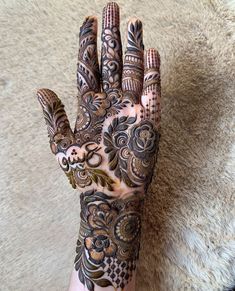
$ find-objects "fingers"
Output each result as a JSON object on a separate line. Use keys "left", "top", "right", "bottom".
{"left": 77, "top": 16, "right": 100, "bottom": 97}
{"left": 122, "top": 18, "right": 144, "bottom": 104}
{"left": 141, "top": 48, "right": 161, "bottom": 128}
{"left": 101, "top": 2, "right": 122, "bottom": 93}
{"left": 37, "top": 89, "right": 74, "bottom": 154}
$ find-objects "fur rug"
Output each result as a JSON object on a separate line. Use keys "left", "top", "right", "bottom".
{"left": 0, "top": 0, "right": 234, "bottom": 290}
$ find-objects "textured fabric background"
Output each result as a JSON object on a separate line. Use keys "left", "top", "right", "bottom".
{"left": 0, "top": 0, "right": 234, "bottom": 290}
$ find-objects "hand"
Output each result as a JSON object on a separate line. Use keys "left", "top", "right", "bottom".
{"left": 37, "top": 2, "right": 160, "bottom": 291}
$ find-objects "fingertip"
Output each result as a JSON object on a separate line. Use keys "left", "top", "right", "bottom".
{"left": 85, "top": 15, "right": 98, "bottom": 26}
{"left": 104, "top": 2, "right": 120, "bottom": 12}
{"left": 145, "top": 48, "right": 160, "bottom": 70}
{"left": 126, "top": 17, "right": 144, "bottom": 52}
{"left": 102, "top": 2, "right": 120, "bottom": 29}
{"left": 36, "top": 88, "right": 59, "bottom": 106}
{"left": 127, "top": 17, "right": 143, "bottom": 28}
{"left": 80, "top": 16, "right": 98, "bottom": 37}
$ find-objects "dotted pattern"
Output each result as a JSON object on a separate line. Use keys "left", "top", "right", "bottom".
{"left": 103, "top": 257, "right": 137, "bottom": 289}
{"left": 102, "top": 2, "right": 120, "bottom": 29}
{"left": 141, "top": 49, "right": 161, "bottom": 124}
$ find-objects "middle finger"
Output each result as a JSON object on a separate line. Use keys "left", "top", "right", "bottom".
{"left": 101, "top": 2, "right": 123, "bottom": 94}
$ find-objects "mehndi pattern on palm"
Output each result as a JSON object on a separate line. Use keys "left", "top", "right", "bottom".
{"left": 37, "top": 2, "right": 161, "bottom": 290}
{"left": 37, "top": 4, "right": 160, "bottom": 194}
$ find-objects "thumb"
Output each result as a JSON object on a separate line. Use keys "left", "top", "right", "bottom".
{"left": 37, "top": 88, "right": 74, "bottom": 154}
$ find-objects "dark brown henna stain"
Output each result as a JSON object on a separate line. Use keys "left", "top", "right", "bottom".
{"left": 77, "top": 17, "right": 100, "bottom": 97}
{"left": 142, "top": 48, "right": 161, "bottom": 124}
{"left": 104, "top": 116, "right": 160, "bottom": 190}
{"left": 101, "top": 2, "right": 123, "bottom": 94}
{"left": 37, "top": 89, "right": 75, "bottom": 154}
{"left": 122, "top": 19, "right": 144, "bottom": 104}
{"left": 37, "top": 5, "right": 162, "bottom": 291}
{"left": 75, "top": 190, "right": 143, "bottom": 290}
{"left": 75, "top": 92, "right": 111, "bottom": 146}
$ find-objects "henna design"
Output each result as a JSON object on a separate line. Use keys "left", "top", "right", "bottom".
{"left": 37, "top": 89, "right": 74, "bottom": 154}
{"left": 37, "top": 4, "right": 161, "bottom": 289}
{"left": 75, "top": 190, "right": 143, "bottom": 290}
{"left": 57, "top": 143, "right": 115, "bottom": 190}
{"left": 75, "top": 6, "right": 128, "bottom": 146}
{"left": 104, "top": 116, "right": 160, "bottom": 189}
{"left": 75, "top": 16, "right": 109, "bottom": 146}
{"left": 122, "top": 19, "right": 144, "bottom": 104}
{"left": 37, "top": 4, "right": 161, "bottom": 192}
{"left": 142, "top": 48, "right": 161, "bottom": 125}
{"left": 101, "top": 2, "right": 122, "bottom": 93}
{"left": 77, "top": 17, "right": 100, "bottom": 97}
{"left": 75, "top": 92, "right": 111, "bottom": 145}
{"left": 101, "top": 27, "right": 122, "bottom": 93}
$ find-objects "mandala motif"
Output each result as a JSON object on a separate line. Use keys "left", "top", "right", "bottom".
{"left": 114, "top": 214, "right": 141, "bottom": 243}
{"left": 75, "top": 190, "right": 142, "bottom": 290}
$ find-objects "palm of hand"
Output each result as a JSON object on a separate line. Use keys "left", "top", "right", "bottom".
{"left": 37, "top": 3, "right": 160, "bottom": 198}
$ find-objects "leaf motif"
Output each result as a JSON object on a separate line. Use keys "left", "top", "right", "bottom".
{"left": 127, "top": 115, "right": 137, "bottom": 124}
{"left": 92, "top": 173, "right": 98, "bottom": 184}
{"left": 109, "top": 154, "right": 118, "bottom": 171}
{"left": 95, "top": 278, "right": 113, "bottom": 288}
{"left": 116, "top": 124, "right": 128, "bottom": 131}
{"left": 85, "top": 277, "right": 95, "bottom": 291}
{"left": 108, "top": 123, "right": 113, "bottom": 134}
{"left": 89, "top": 169, "right": 115, "bottom": 191}
{"left": 104, "top": 146, "right": 113, "bottom": 153}
{"left": 74, "top": 261, "right": 80, "bottom": 271}
{"left": 107, "top": 183, "right": 113, "bottom": 191}
{"left": 82, "top": 255, "right": 98, "bottom": 271}
{"left": 112, "top": 117, "right": 118, "bottom": 130}
{"left": 103, "top": 132, "right": 112, "bottom": 143}
{"left": 90, "top": 270, "right": 104, "bottom": 279}
{"left": 119, "top": 115, "right": 128, "bottom": 123}
{"left": 78, "top": 269, "right": 85, "bottom": 284}
{"left": 108, "top": 150, "right": 117, "bottom": 163}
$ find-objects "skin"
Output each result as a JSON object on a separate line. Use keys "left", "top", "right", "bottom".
{"left": 37, "top": 2, "right": 161, "bottom": 291}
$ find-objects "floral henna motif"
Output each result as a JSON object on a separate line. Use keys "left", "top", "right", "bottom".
{"left": 101, "top": 2, "right": 122, "bottom": 93}
{"left": 37, "top": 3, "right": 161, "bottom": 290}
{"left": 129, "top": 121, "right": 157, "bottom": 159}
{"left": 75, "top": 91, "right": 111, "bottom": 145}
{"left": 104, "top": 116, "right": 160, "bottom": 188}
{"left": 75, "top": 190, "right": 143, "bottom": 290}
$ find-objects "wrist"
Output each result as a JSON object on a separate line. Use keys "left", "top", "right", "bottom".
{"left": 74, "top": 189, "right": 143, "bottom": 290}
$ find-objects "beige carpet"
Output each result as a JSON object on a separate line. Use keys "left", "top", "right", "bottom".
{"left": 0, "top": 0, "right": 235, "bottom": 290}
